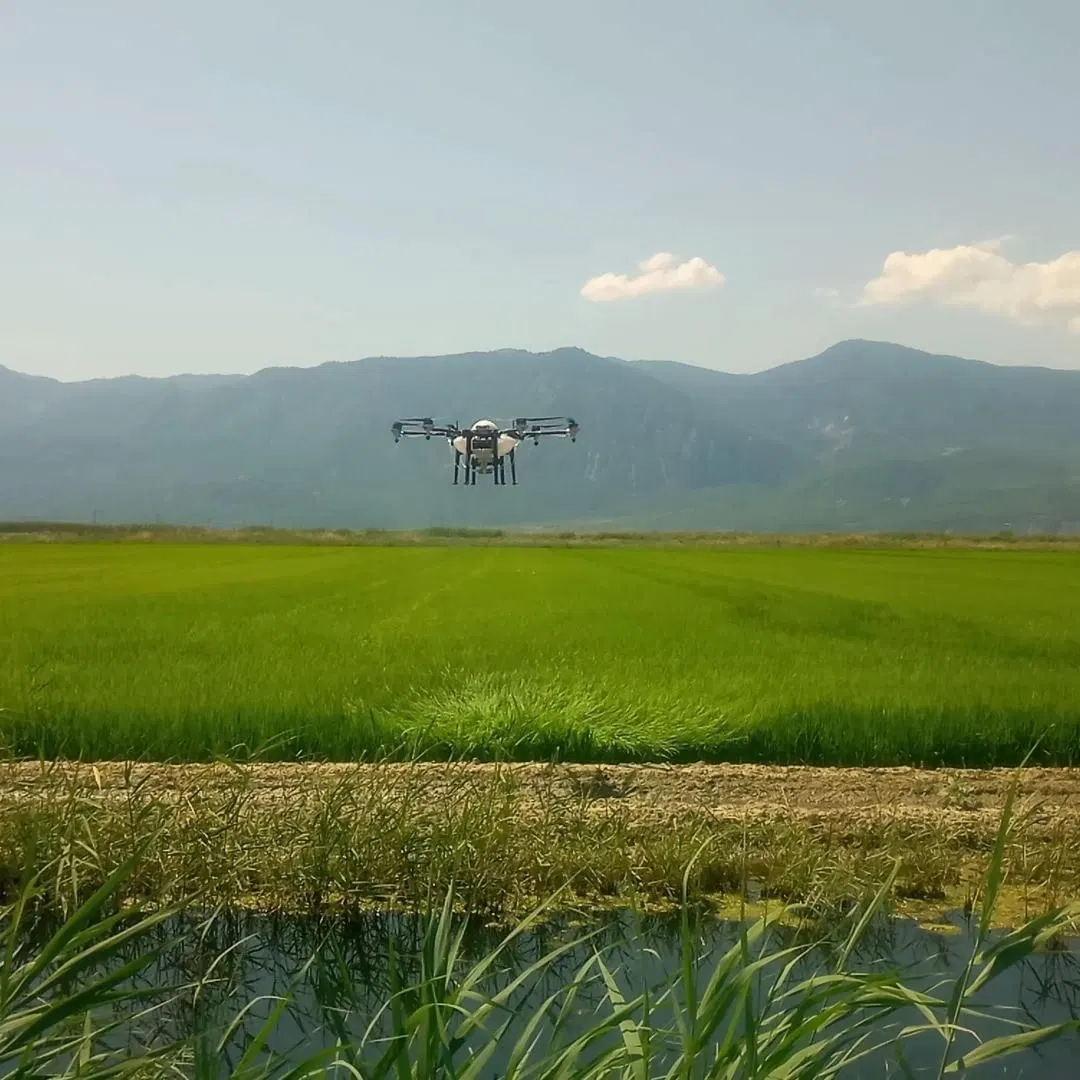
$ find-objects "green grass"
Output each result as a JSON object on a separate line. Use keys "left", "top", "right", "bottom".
{"left": 1, "top": 543, "right": 1080, "bottom": 765}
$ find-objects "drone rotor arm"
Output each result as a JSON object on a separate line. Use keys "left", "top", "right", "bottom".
{"left": 504, "top": 415, "right": 578, "bottom": 437}
{"left": 391, "top": 419, "right": 460, "bottom": 442}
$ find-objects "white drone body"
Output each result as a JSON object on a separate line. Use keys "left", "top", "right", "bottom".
{"left": 451, "top": 420, "right": 519, "bottom": 474}
{"left": 391, "top": 414, "right": 579, "bottom": 486}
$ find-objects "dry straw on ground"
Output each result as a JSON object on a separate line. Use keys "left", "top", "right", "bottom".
{"left": 3, "top": 759, "right": 1078, "bottom": 924}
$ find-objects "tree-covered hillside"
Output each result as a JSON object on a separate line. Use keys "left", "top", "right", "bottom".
{"left": 2, "top": 341, "right": 1078, "bottom": 533}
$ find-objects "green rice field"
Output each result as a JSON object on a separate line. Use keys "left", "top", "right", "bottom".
{"left": 1, "top": 541, "right": 1079, "bottom": 765}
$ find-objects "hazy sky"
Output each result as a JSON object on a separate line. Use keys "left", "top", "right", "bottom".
{"left": 3, "top": 0, "right": 1080, "bottom": 379}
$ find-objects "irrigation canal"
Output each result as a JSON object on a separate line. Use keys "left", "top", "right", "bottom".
{"left": 33, "top": 906, "right": 1080, "bottom": 1076}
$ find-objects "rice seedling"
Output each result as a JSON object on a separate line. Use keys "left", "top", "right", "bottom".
{"left": 1, "top": 543, "right": 1079, "bottom": 766}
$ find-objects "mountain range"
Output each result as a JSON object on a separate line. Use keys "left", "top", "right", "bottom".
{"left": 2, "top": 339, "right": 1079, "bottom": 533}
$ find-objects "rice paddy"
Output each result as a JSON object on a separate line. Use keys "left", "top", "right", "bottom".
{"left": 4, "top": 535, "right": 1080, "bottom": 1074}
{"left": 1, "top": 540, "right": 1079, "bottom": 766}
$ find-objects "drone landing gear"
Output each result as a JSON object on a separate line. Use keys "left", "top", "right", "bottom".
{"left": 455, "top": 454, "right": 477, "bottom": 487}
{"left": 451, "top": 442, "right": 517, "bottom": 487}
{"left": 451, "top": 450, "right": 478, "bottom": 485}
{"left": 491, "top": 452, "right": 515, "bottom": 485}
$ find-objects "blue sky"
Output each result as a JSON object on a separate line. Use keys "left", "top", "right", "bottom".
{"left": 3, "top": 0, "right": 1079, "bottom": 379}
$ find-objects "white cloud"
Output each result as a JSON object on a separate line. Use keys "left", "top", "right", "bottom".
{"left": 581, "top": 252, "right": 726, "bottom": 302}
{"left": 860, "top": 239, "right": 1080, "bottom": 333}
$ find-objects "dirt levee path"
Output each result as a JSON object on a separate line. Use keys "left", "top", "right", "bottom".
{"left": 5, "top": 760, "right": 1080, "bottom": 836}
{"left": 5, "top": 760, "right": 1080, "bottom": 915}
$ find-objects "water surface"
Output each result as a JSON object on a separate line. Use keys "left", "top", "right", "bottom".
{"left": 75, "top": 905, "right": 1080, "bottom": 1077}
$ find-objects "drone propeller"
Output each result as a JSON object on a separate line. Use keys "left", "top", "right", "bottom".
{"left": 392, "top": 416, "right": 460, "bottom": 443}
{"left": 514, "top": 415, "right": 563, "bottom": 426}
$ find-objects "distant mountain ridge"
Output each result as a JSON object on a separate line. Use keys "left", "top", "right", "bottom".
{"left": 2, "top": 340, "right": 1079, "bottom": 533}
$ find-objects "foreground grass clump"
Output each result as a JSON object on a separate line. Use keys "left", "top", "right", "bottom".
{"left": 2, "top": 543, "right": 1080, "bottom": 765}
{"left": 3, "top": 790, "right": 1078, "bottom": 1078}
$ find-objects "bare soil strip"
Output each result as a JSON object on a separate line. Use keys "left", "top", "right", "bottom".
{"left": 5, "top": 760, "right": 1080, "bottom": 835}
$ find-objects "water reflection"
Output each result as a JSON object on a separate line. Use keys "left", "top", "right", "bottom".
{"left": 29, "top": 906, "right": 1080, "bottom": 1076}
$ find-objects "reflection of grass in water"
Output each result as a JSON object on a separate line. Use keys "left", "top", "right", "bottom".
{"left": 2, "top": 543, "right": 1080, "bottom": 765}
{"left": 4, "top": 793, "right": 1079, "bottom": 1077}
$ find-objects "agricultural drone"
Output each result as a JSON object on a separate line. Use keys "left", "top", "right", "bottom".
{"left": 390, "top": 416, "right": 579, "bottom": 485}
